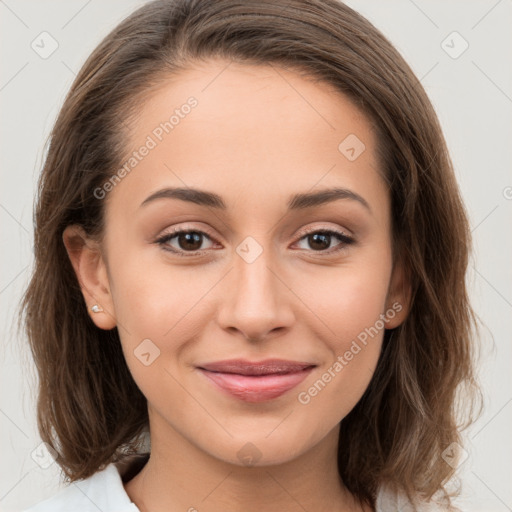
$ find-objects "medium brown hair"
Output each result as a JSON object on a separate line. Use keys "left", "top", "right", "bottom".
{"left": 20, "top": 0, "right": 479, "bottom": 507}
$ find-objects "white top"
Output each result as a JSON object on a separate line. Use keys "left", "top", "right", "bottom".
{"left": 24, "top": 455, "right": 448, "bottom": 511}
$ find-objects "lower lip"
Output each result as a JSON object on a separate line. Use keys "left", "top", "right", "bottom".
{"left": 199, "top": 367, "right": 314, "bottom": 402}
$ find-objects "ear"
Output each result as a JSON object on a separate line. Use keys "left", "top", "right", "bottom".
{"left": 62, "top": 225, "right": 117, "bottom": 330}
{"left": 384, "top": 258, "right": 412, "bottom": 329}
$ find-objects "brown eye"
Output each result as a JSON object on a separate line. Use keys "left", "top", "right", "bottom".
{"left": 176, "top": 231, "right": 204, "bottom": 251}
{"left": 156, "top": 229, "right": 216, "bottom": 254}
{"left": 307, "top": 232, "right": 331, "bottom": 251}
{"left": 295, "top": 229, "right": 355, "bottom": 253}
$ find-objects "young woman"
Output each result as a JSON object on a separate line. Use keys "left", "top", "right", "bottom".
{"left": 20, "top": 0, "right": 478, "bottom": 510}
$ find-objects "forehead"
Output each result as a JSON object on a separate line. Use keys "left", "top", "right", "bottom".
{"left": 108, "top": 59, "right": 385, "bottom": 216}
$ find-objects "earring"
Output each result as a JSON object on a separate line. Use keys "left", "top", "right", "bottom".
{"left": 91, "top": 304, "right": 103, "bottom": 313}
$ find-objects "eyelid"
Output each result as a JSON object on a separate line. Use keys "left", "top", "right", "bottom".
{"left": 291, "top": 225, "right": 355, "bottom": 254}
{"left": 157, "top": 223, "right": 218, "bottom": 241}
{"left": 154, "top": 224, "right": 221, "bottom": 256}
{"left": 294, "top": 223, "right": 353, "bottom": 240}
{"left": 155, "top": 222, "right": 355, "bottom": 256}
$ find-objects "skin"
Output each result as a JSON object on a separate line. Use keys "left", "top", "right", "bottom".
{"left": 63, "top": 59, "right": 410, "bottom": 512}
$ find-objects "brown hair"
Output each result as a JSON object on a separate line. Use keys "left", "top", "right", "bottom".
{"left": 20, "top": 0, "right": 479, "bottom": 507}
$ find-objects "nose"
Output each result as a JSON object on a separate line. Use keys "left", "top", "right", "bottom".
{"left": 216, "top": 246, "right": 295, "bottom": 342}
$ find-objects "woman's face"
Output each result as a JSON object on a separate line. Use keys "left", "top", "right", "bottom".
{"left": 72, "top": 59, "right": 408, "bottom": 466}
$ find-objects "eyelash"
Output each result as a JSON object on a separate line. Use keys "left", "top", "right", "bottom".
{"left": 155, "top": 225, "right": 355, "bottom": 258}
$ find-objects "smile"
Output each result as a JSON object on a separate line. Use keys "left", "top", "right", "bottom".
{"left": 197, "top": 359, "right": 316, "bottom": 402}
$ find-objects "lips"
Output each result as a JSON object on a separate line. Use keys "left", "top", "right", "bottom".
{"left": 197, "top": 359, "right": 316, "bottom": 402}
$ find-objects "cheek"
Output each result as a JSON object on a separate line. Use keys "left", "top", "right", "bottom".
{"left": 107, "top": 247, "right": 219, "bottom": 382}
{"left": 296, "top": 341, "right": 382, "bottom": 426}
{"left": 108, "top": 230, "right": 391, "bottom": 413}
{"left": 290, "top": 253, "right": 391, "bottom": 405}
{"left": 292, "top": 268, "right": 389, "bottom": 416}
{"left": 291, "top": 257, "right": 391, "bottom": 344}
{"left": 109, "top": 245, "right": 215, "bottom": 335}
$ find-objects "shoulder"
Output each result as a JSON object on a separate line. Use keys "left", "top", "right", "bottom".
{"left": 376, "top": 485, "right": 455, "bottom": 512}
{"left": 23, "top": 461, "right": 141, "bottom": 512}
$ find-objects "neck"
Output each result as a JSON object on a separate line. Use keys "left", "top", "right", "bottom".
{"left": 124, "top": 416, "right": 371, "bottom": 512}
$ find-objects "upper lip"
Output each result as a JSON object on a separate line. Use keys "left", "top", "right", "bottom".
{"left": 198, "top": 359, "right": 316, "bottom": 376}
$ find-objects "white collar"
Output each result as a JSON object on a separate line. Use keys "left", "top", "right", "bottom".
{"left": 26, "top": 453, "right": 447, "bottom": 511}
{"left": 24, "top": 456, "right": 145, "bottom": 512}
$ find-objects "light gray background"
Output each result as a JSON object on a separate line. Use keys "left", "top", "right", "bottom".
{"left": 1, "top": 1, "right": 511, "bottom": 510}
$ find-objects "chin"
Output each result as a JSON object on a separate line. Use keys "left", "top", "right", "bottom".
{"left": 203, "top": 430, "right": 321, "bottom": 469}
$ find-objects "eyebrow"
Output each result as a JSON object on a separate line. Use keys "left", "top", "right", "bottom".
{"left": 140, "top": 186, "right": 371, "bottom": 213}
